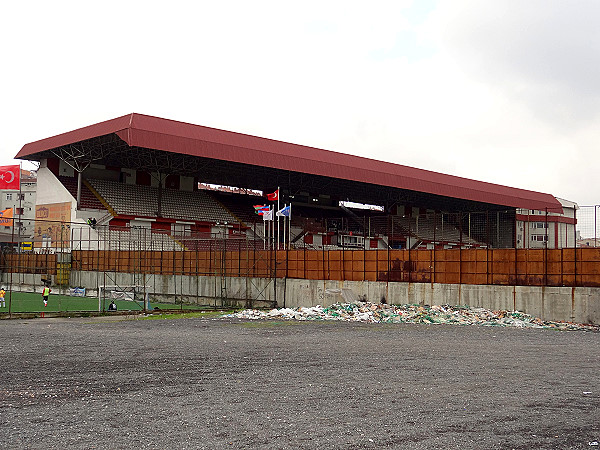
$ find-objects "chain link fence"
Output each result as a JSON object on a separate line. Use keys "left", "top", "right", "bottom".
{"left": 577, "top": 205, "right": 600, "bottom": 247}
{"left": 0, "top": 209, "right": 597, "bottom": 315}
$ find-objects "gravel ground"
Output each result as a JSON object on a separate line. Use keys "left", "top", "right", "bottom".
{"left": 0, "top": 316, "right": 599, "bottom": 449}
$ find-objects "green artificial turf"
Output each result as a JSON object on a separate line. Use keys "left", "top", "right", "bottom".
{"left": 0, "top": 291, "right": 202, "bottom": 313}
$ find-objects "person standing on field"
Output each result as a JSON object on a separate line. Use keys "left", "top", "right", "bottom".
{"left": 0, "top": 287, "right": 5, "bottom": 307}
{"left": 42, "top": 284, "right": 51, "bottom": 307}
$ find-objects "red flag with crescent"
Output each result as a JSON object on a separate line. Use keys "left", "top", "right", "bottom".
{"left": 0, "top": 165, "right": 20, "bottom": 190}
{"left": 266, "top": 189, "right": 279, "bottom": 201}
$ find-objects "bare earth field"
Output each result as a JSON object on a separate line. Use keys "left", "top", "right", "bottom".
{"left": 0, "top": 316, "right": 599, "bottom": 449}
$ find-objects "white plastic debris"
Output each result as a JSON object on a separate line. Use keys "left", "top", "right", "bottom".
{"left": 222, "top": 302, "right": 599, "bottom": 332}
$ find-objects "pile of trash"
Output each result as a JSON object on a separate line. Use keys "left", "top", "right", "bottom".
{"left": 222, "top": 302, "right": 599, "bottom": 332}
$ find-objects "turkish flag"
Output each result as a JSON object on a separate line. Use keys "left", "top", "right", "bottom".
{"left": 0, "top": 165, "right": 20, "bottom": 190}
{"left": 266, "top": 189, "right": 279, "bottom": 201}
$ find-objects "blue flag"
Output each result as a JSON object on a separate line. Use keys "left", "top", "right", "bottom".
{"left": 276, "top": 205, "right": 291, "bottom": 217}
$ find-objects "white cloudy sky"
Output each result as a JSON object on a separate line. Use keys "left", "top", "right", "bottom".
{"left": 1, "top": 0, "right": 598, "bottom": 206}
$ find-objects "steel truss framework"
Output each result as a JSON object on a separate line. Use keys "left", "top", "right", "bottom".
{"left": 32, "top": 133, "right": 511, "bottom": 215}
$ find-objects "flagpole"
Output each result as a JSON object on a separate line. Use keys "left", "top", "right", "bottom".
{"left": 288, "top": 203, "right": 292, "bottom": 249}
{"left": 276, "top": 187, "right": 280, "bottom": 250}
{"left": 283, "top": 204, "right": 286, "bottom": 250}
{"left": 18, "top": 162, "right": 22, "bottom": 252}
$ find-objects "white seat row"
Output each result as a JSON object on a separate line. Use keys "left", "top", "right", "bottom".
{"left": 88, "top": 179, "right": 237, "bottom": 223}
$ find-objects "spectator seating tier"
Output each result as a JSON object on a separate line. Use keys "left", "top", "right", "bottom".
{"left": 88, "top": 179, "right": 238, "bottom": 224}
{"left": 58, "top": 176, "right": 107, "bottom": 211}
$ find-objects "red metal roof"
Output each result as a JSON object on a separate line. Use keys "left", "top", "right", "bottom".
{"left": 16, "top": 113, "right": 563, "bottom": 212}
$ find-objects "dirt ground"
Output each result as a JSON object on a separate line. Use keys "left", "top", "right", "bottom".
{"left": 1, "top": 315, "right": 599, "bottom": 449}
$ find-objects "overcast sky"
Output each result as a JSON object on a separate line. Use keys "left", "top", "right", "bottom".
{"left": 1, "top": 0, "right": 598, "bottom": 208}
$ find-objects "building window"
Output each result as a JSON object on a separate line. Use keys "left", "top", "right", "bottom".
{"left": 6, "top": 193, "right": 12, "bottom": 201}
{"left": 15, "top": 208, "right": 24, "bottom": 215}
{"left": 532, "top": 235, "right": 548, "bottom": 242}
{"left": 19, "top": 194, "right": 25, "bottom": 200}
{"left": 532, "top": 222, "right": 548, "bottom": 229}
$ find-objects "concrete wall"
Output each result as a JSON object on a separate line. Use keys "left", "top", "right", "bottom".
{"left": 281, "top": 279, "right": 599, "bottom": 325}
{"left": 37, "top": 166, "right": 73, "bottom": 206}
{"left": 36, "top": 166, "right": 95, "bottom": 246}
{"left": 3, "top": 271, "right": 598, "bottom": 325}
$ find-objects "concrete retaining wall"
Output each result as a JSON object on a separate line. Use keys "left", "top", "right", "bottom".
{"left": 2, "top": 271, "right": 598, "bottom": 325}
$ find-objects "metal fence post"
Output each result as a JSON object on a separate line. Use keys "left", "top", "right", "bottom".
{"left": 574, "top": 207, "right": 578, "bottom": 287}
{"left": 595, "top": 205, "right": 598, "bottom": 248}
{"left": 545, "top": 208, "right": 548, "bottom": 286}
{"left": 432, "top": 210, "right": 436, "bottom": 285}
{"left": 8, "top": 217, "right": 15, "bottom": 317}
{"left": 459, "top": 212, "right": 463, "bottom": 285}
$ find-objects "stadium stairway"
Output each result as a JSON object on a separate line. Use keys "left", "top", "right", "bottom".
{"left": 83, "top": 179, "right": 116, "bottom": 216}
{"left": 58, "top": 176, "right": 108, "bottom": 211}
{"left": 340, "top": 204, "right": 366, "bottom": 233}
{"left": 393, "top": 215, "right": 484, "bottom": 248}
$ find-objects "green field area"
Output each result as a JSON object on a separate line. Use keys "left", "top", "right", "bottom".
{"left": 0, "top": 291, "right": 202, "bottom": 313}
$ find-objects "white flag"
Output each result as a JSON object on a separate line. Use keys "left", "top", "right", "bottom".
{"left": 262, "top": 208, "right": 273, "bottom": 221}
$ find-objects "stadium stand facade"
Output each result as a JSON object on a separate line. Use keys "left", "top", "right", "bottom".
{"left": 12, "top": 112, "right": 576, "bottom": 254}
{"left": 3, "top": 113, "right": 599, "bottom": 324}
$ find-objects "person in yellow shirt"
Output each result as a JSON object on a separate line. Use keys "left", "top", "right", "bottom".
{"left": 42, "top": 285, "right": 51, "bottom": 307}
{"left": 0, "top": 287, "right": 5, "bottom": 308}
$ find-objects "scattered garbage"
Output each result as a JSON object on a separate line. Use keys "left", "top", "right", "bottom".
{"left": 222, "top": 302, "right": 599, "bottom": 332}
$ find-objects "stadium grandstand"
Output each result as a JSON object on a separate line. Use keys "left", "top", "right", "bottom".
{"left": 15, "top": 113, "right": 566, "bottom": 253}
